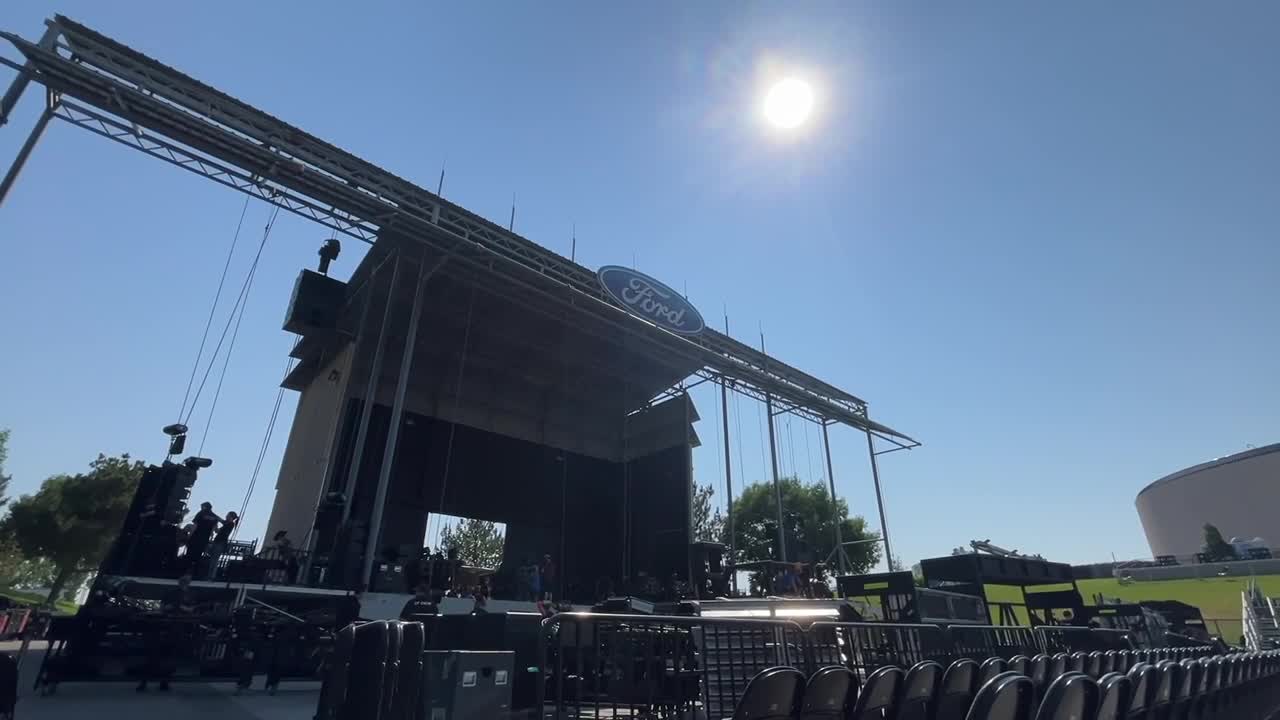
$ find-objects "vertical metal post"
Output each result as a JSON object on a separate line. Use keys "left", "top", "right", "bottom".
{"left": 0, "top": 101, "right": 54, "bottom": 208}
{"left": 720, "top": 377, "right": 735, "bottom": 592}
{"left": 865, "top": 424, "right": 895, "bottom": 571}
{"left": 684, "top": 388, "right": 695, "bottom": 589}
{"left": 765, "top": 393, "right": 787, "bottom": 563}
{"left": 362, "top": 252, "right": 436, "bottom": 587}
{"left": 339, "top": 253, "right": 401, "bottom": 526}
{"left": 0, "top": 24, "right": 57, "bottom": 127}
{"left": 821, "top": 421, "right": 848, "bottom": 575}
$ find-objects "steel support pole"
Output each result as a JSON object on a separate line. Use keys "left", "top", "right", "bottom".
{"left": 765, "top": 393, "right": 787, "bottom": 563}
{"left": 339, "top": 253, "right": 401, "bottom": 526}
{"left": 0, "top": 24, "right": 57, "bottom": 127}
{"left": 865, "top": 425, "right": 895, "bottom": 570}
{"left": 0, "top": 102, "right": 53, "bottom": 208}
{"left": 361, "top": 252, "right": 441, "bottom": 588}
{"left": 720, "top": 378, "right": 735, "bottom": 592}
{"left": 821, "top": 422, "right": 848, "bottom": 575}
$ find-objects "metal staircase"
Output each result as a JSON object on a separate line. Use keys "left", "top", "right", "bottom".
{"left": 1243, "top": 579, "right": 1280, "bottom": 650}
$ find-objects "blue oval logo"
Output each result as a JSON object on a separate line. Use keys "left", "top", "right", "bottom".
{"left": 597, "top": 265, "right": 705, "bottom": 336}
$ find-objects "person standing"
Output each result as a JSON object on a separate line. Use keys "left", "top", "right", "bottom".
{"left": 204, "top": 511, "right": 238, "bottom": 580}
{"left": 185, "top": 503, "right": 220, "bottom": 575}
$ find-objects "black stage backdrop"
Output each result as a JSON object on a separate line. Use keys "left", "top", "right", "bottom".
{"left": 321, "top": 399, "right": 690, "bottom": 601}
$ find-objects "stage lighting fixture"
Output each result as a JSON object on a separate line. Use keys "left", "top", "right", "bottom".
{"left": 162, "top": 423, "right": 188, "bottom": 436}
{"left": 318, "top": 238, "right": 341, "bottom": 275}
{"left": 183, "top": 456, "right": 214, "bottom": 469}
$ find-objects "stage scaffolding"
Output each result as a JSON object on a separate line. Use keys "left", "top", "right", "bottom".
{"left": 1, "top": 15, "right": 920, "bottom": 575}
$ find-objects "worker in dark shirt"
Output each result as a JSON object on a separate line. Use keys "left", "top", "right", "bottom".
{"left": 203, "top": 510, "right": 238, "bottom": 580}
{"left": 185, "top": 502, "right": 220, "bottom": 575}
{"left": 400, "top": 584, "right": 438, "bottom": 621}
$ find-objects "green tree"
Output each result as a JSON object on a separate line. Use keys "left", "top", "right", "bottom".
{"left": 438, "top": 517, "right": 505, "bottom": 569}
{"left": 1201, "top": 523, "right": 1237, "bottom": 562}
{"left": 1, "top": 454, "right": 143, "bottom": 604}
{"left": 0, "top": 428, "right": 12, "bottom": 510}
{"left": 727, "top": 475, "right": 881, "bottom": 577}
{"left": 693, "top": 482, "right": 725, "bottom": 543}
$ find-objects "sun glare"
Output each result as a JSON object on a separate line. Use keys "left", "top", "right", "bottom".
{"left": 763, "top": 77, "right": 814, "bottom": 130}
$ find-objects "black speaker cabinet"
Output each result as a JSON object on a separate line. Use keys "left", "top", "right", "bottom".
{"left": 283, "top": 269, "right": 346, "bottom": 334}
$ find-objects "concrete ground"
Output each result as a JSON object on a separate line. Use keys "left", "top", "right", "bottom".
{"left": 3, "top": 642, "right": 320, "bottom": 720}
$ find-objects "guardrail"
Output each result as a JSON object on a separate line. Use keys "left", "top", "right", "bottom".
{"left": 537, "top": 612, "right": 1146, "bottom": 718}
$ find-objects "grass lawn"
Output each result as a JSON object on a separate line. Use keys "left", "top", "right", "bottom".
{"left": 982, "top": 575, "right": 1280, "bottom": 643}
{"left": 0, "top": 587, "right": 78, "bottom": 615}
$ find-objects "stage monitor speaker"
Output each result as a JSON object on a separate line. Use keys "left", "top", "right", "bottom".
{"left": 422, "top": 650, "right": 514, "bottom": 719}
{"left": 283, "top": 269, "right": 346, "bottom": 334}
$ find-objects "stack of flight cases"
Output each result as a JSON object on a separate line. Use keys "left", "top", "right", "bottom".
{"left": 315, "top": 616, "right": 532, "bottom": 720}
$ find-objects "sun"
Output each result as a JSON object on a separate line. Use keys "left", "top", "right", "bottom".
{"left": 763, "top": 77, "right": 814, "bottom": 130}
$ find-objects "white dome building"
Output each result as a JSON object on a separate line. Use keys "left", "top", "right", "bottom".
{"left": 1136, "top": 443, "right": 1280, "bottom": 558}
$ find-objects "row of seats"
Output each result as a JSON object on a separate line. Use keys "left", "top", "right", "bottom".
{"left": 733, "top": 649, "right": 1280, "bottom": 720}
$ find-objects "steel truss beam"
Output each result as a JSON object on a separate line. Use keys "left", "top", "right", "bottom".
{"left": 1, "top": 15, "right": 916, "bottom": 444}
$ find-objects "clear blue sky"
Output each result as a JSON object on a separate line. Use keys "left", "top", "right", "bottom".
{"left": 2, "top": 2, "right": 1277, "bottom": 568}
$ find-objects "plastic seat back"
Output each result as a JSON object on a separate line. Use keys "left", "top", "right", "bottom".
{"left": 896, "top": 661, "right": 943, "bottom": 720}
{"left": 799, "top": 665, "right": 855, "bottom": 720}
{"left": 848, "top": 665, "right": 903, "bottom": 720}
{"left": 733, "top": 666, "right": 805, "bottom": 720}
{"left": 1095, "top": 673, "right": 1131, "bottom": 720}
{"left": 965, "top": 672, "right": 1034, "bottom": 720}
{"left": 1068, "top": 652, "right": 1087, "bottom": 674}
{"left": 1033, "top": 672, "right": 1100, "bottom": 720}
{"left": 1125, "top": 663, "right": 1157, "bottom": 718}
{"left": 1009, "top": 655, "right": 1030, "bottom": 677}
{"left": 1085, "top": 652, "right": 1103, "bottom": 679}
{"left": 935, "top": 658, "right": 979, "bottom": 720}
{"left": 980, "top": 657, "right": 1008, "bottom": 687}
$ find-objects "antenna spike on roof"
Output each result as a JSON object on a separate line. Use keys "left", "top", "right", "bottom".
{"left": 571, "top": 223, "right": 577, "bottom": 262}
{"left": 508, "top": 192, "right": 516, "bottom": 231}
{"left": 436, "top": 162, "right": 445, "bottom": 196}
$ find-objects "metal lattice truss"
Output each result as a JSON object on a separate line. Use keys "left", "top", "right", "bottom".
{"left": 1, "top": 15, "right": 917, "bottom": 448}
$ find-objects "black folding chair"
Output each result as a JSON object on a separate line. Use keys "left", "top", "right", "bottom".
{"left": 1085, "top": 652, "right": 1104, "bottom": 679}
{"left": 1034, "top": 672, "right": 1100, "bottom": 720}
{"left": 848, "top": 665, "right": 903, "bottom": 720}
{"left": 1096, "top": 673, "right": 1132, "bottom": 720}
{"left": 1174, "top": 658, "right": 1201, "bottom": 720}
{"left": 1126, "top": 663, "right": 1157, "bottom": 719}
{"left": 731, "top": 666, "right": 805, "bottom": 720}
{"left": 1009, "top": 656, "right": 1030, "bottom": 677}
{"left": 1049, "top": 653, "right": 1069, "bottom": 681}
{"left": 799, "top": 666, "right": 856, "bottom": 720}
{"left": 936, "top": 658, "right": 979, "bottom": 720}
{"left": 966, "top": 672, "right": 1035, "bottom": 720}
{"left": 1027, "top": 655, "right": 1051, "bottom": 706}
{"left": 896, "top": 661, "right": 944, "bottom": 720}
{"left": 1149, "top": 660, "right": 1181, "bottom": 720}
{"left": 981, "top": 658, "right": 1009, "bottom": 687}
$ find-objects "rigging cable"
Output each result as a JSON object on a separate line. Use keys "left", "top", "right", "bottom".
{"left": 232, "top": 343, "right": 297, "bottom": 539}
{"left": 732, "top": 389, "right": 747, "bottom": 490}
{"left": 803, "top": 418, "right": 816, "bottom": 484}
{"left": 431, "top": 284, "right": 478, "bottom": 543}
{"left": 176, "top": 194, "right": 251, "bottom": 423}
{"left": 183, "top": 202, "right": 282, "bottom": 428}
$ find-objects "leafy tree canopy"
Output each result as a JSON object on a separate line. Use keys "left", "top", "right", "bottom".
{"left": 2, "top": 454, "right": 143, "bottom": 604}
{"left": 438, "top": 517, "right": 505, "bottom": 569}
{"left": 727, "top": 475, "right": 881, "bottom": 577}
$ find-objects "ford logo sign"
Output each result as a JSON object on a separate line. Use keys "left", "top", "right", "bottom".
{"left": 597, "top": 265, "right": 705, "bottom": 336}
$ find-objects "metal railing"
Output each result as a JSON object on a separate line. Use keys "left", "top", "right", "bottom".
{"left": 538, "top": 612, "right": 1140, "bottom": 717}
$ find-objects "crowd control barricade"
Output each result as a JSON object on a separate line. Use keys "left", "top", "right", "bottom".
{"left": 806, "top": 621, "right": 953, "bottom": 680}
{"left": 950, "top": 624, "right": 1041, "bottom": 660}
{"left": 539, "top": 612, "right": 806, "bottom": 719}
{"left": 1035, "top": 626, "right": 1135, "bottom": 654}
